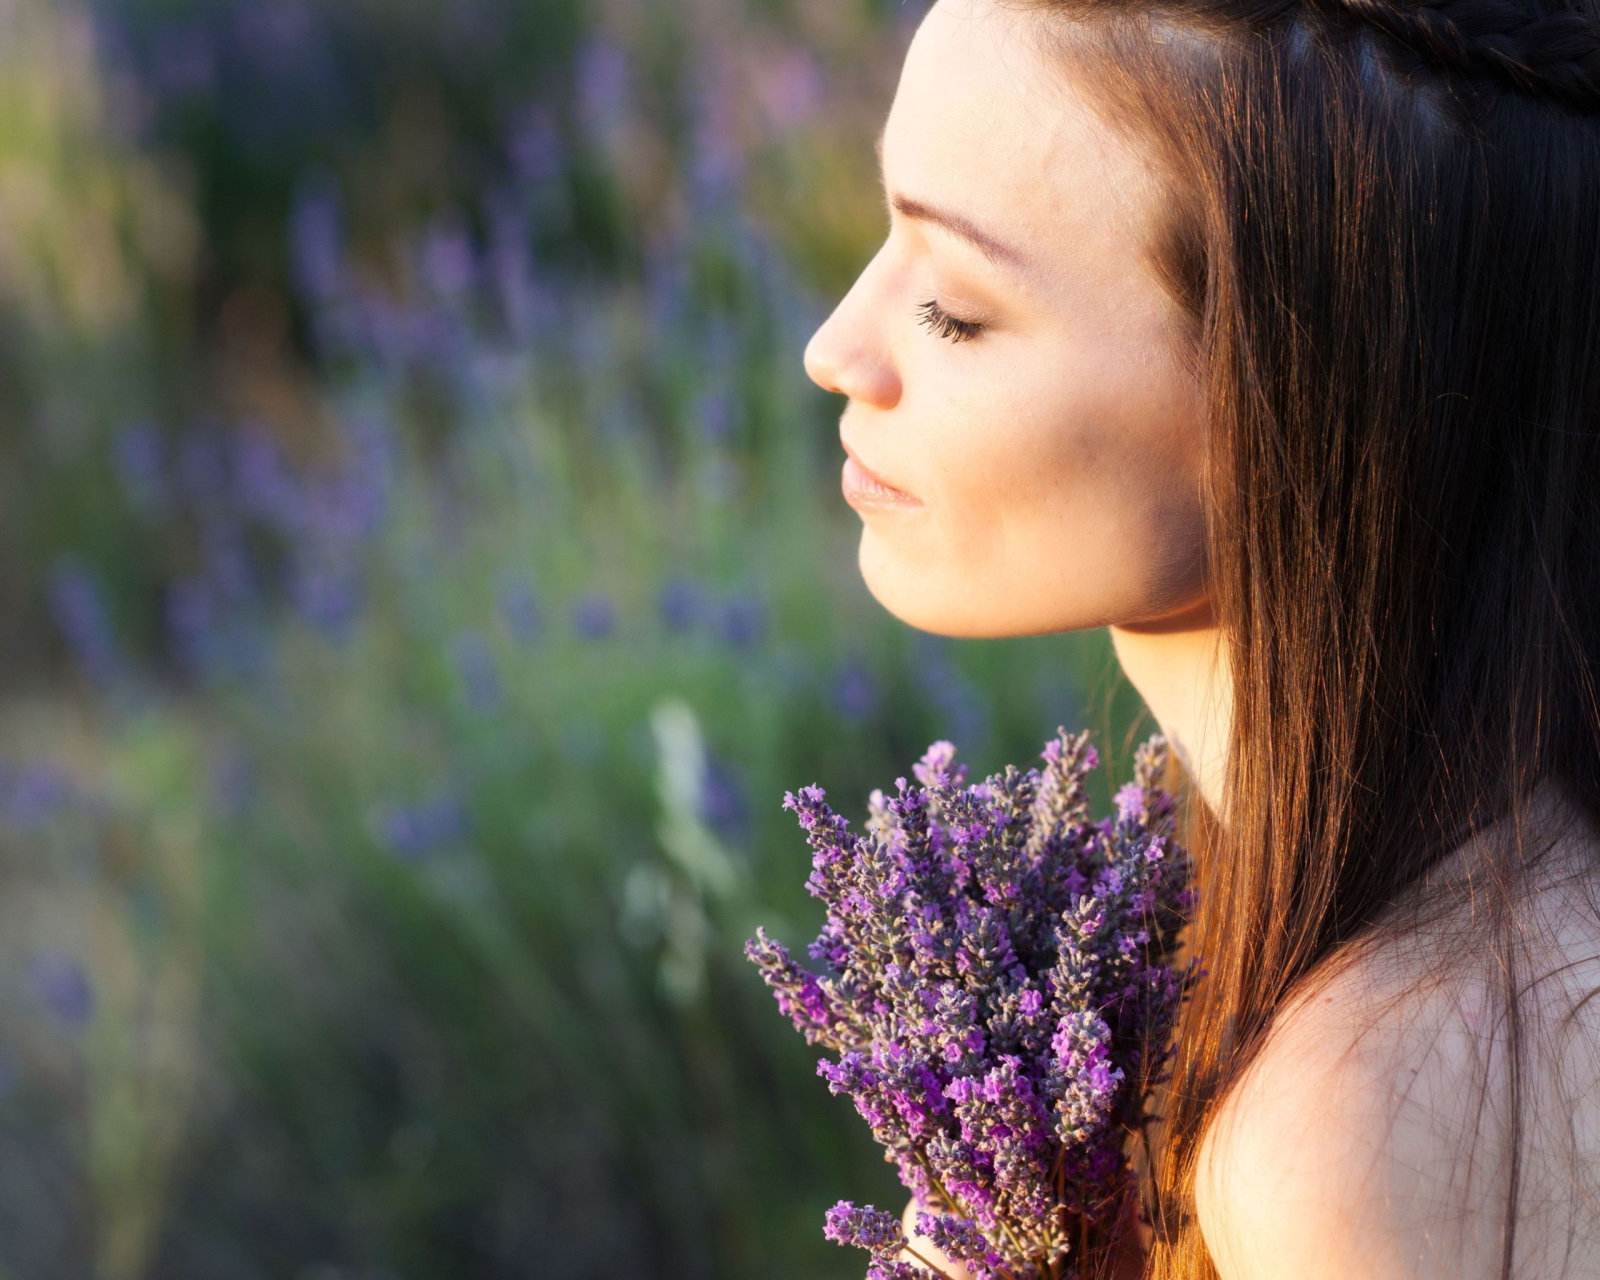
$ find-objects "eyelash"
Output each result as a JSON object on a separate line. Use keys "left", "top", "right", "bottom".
{"left": 916, "top": 298, "right": 985, "bottom": 344}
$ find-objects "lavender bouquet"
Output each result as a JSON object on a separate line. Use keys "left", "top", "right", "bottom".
{"left": 747, "top": 732, "right": 1194, "bottom": 1280}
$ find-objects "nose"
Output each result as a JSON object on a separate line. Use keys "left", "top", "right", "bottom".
{"left": 802, "top": 254, "right": 903, "bottom": 411}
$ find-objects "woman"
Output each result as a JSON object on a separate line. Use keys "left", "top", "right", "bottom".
{"left": 802, "top": 0, "right": 1600, "bottom": 1276}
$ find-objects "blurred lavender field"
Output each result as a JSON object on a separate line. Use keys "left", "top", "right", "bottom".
{"left": 0, "top": 0, "right": 1136, "bottom": 1276}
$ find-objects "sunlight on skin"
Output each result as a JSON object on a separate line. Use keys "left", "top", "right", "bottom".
{"left": 803, "top": 0, "right": 1210, "bottom": 644}
{"left": 1111, "top": 613, "right": 1231, "bottom": 815}
{"left": 807, "top": 5, "right": 1600, "bottom": 1279}
{"left": 901, "top": 1197, "right": 971, "bottom": 1279}
{"left": 805, "top": 0, "right": 1231, "bottom": 854}
{"left": 807, "top": 2, "right": 1223, "bottom": 1272}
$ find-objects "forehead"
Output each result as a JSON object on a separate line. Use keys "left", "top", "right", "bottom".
{"left": 883, "top": 0, "right": 1167, "bottom": 276}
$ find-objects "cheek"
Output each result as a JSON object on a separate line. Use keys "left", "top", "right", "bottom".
{"left": 864, "top": 334, "right": 1207, "bottom": 635}
{"left": 935, "top": 339, "right": 1201, "bottom": 542}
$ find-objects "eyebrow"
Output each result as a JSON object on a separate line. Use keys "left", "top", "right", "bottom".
{"left": 873, "top": 127, "right": 1029, "bottom": 270}
{"left": 888, "top": 193, "right": 1029, "bottom": 270}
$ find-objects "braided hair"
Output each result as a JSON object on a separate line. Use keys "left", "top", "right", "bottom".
{"left": 1324, "top": 0, "right": 1600, "bottom": 111}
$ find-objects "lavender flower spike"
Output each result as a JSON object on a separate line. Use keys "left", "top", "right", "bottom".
{"left": 750, "top": 731, "right": 1197, "bottom": 1280}
{"left": 824, "top": 1202, "right": 906, "bottom": 1255}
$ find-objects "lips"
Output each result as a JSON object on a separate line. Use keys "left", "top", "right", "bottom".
{"left": 841, "top": 449, "right": 921, "bottom": 511}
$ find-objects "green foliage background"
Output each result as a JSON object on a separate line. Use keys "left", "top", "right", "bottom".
{"left": 0, "top": 0, "right": 1146, "bottom": 1275}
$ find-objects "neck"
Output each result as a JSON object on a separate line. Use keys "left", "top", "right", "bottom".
{"left": 1109, "top": 603, "right": 1231, "bottom": 816}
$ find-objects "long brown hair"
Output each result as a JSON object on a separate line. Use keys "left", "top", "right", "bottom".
{"left": 1016, "top": 0, "right": 1600, "bottom": 1274}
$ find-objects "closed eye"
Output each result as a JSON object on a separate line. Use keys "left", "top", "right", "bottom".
{"left": 916, "top": 298, "right": 985, "bottom": 344}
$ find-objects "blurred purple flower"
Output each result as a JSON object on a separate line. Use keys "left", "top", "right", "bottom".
{"left": 166, "top": 576, "right": 220, "bottom": 677}
{"left": 658, "top": 576, "right": 705, "bottom": 633}
{"left": 916, "top": 636, "right": 989, "bottom": 754}
{"left": 204, "top": 516, "right": 260, "bottom": 600}
{"left": 690, "top": 76, "right": 742, "bottom": 212}
{"left": 112, "top": 422, "right": 169, "bottom": 516}
{"left": 832, "top": 661, "right": 881, "bottom": 724}
{"left": 713, "top": 595, "right": 765, "bottom": 650}
{"left": 702, "top": 752, "right": 749, "bottom": 844}
{"left": 289, "top": 175, "right": 343, "bottom": 304}
{"left": 48, "top": 559, "right": 121, "bottom": 686}
{"left": 289, "top": 560, "right": 363, "bottom": 639}
{"left": 451, "top": 630, "right": 504, "bottom": 714}
{"left": 508, "top": 103, "right": 564, "bottom": 187}
{"left": 0, "top": 764, "right": 71, "bottom": 832}
{"left": 301, "top": 473, "right": 385, "bottom": 547}
{"left": 422, "top": 221, "right": 477, "bottom": 301}
{"left": 576, "top": 38, "right": 630, "bottom": 150}
{"left": 573, "top": 594, "right": 616, "bottom": 641}
{"left": 177, "top": 430, "right": 230, "bottom": 510}
{"left": 233, "top": 2, "right": 316, "bottom": 72}
{"left": 357, "top": 296, "right": 463, "bottom": 374}
{"left": 496, "top": 572, "right": 544, "bottom": 645}
{"left": 488, "top": 196, "right": 556, "bottom": 343}
{"left": 342, "top": 413, "right": 396, "bottom": 494}
{"left": 643, "top": 246, "right": 692, "bottom": 336}
{"left": 378, "top": 794, "right": 467, "bottom": 860}
{"left": 26, "top": 951, "right": 94, "bottom": 1032}
{"left": 753, "top": 48, "right": 824, "bottom": 135}
{"left": 489, "top": 576, "right": 540, "bottom": 646}
{"left": 232, "top": 423, "right": 304, "bottom": 529}
{"left": 697, "top": 389, "right": 736, "bottom": 443}
{"left": 211, "top": 747, "right": 256, "bottom": 818}
{"left": 150, "top": 25, "right": 216, "bottom": 96}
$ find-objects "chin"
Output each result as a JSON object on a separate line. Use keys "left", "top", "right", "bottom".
{"left": 858, "top": 537, "right": 1098, "bottom": 639}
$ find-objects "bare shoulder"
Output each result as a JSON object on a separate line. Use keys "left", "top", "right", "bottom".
{"left": 1196, "top": 809, "right": 1600, "bottom": 1280}
{"left": 1195, "top": 943, "right": 1517, "bottom": 1280}
{"left": 907, "top": 818, "right": 1600, "bottom": 1280}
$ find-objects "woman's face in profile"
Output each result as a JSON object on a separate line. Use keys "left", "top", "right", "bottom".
{"left": 804, "top": 0, "right": 1210, "bottom": 639}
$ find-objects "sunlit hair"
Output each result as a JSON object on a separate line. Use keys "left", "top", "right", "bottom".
{"left": 1013, "top": 0, "right": 1600, "bottom": 1274}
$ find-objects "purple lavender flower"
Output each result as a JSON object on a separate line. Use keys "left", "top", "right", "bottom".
{"left": 867, "top": 1261, "right": 937, "bottom": 1280}
{"left": 0, "top": 764, "right": 71, "bottom": 832}
{"left": 288, "top": 559, "right": 363, "bottom": 639}
{"left": 112, "top": 422, "right": 169, "bottom": 516}
{"left": 914, "top": 637, "right": 989, "bottom": 756}
{"left": 289, "top": 175, "right": 343, "bottom": 304}
{"left": 422, "top": 220, "right": 477, "bottom": 301}
{"left": 917, "top": 1212, "right": 996, "bottom": 1266}
{"left": 451, "top": 630, "right": 504, "bottom": 714}
{"left": 749, "top": 730, "right": 1196, "bottom": 1280}
{"left": 712, "top": 595, "right": 765, "bottom": 650}
{"left": 496, "top": 572, "right": 544, "bottom": 645}
{"left": 753, "top": 48, "right": 825, "bottom": 135}
{"left": 27, "top": 951, "right": 94, "bottom": 1031}
{"left": 824, "top": 1202, "right": 905, "bottom": 1255}
{"left": 211, "top": 746, "right": 256, "bottom": 818}
{"left": 576, "top": 38, "right": 630, "bottom": 152}
{"left": 832, "top": 661, "right": 880, "bottom": 724}
{"left": 573, "top": 594, "right": 616, "bottom": 641}
{"left": 689, "top": 74, "right": 742, "bottom": 214}
{"left": 48, "top": 559, "right": 121, "bottom": 686}
{"left": 507, "top": 103, "right": 564, "bottom": 187}
{"left": 166, "top": 576, "right": 220, "bottom": 677}
{"left": 377, "top": 794, "right": 467, "bottom": 861}
{"left": 701, "top": 751, "right": 748, "bottom": 844}
{"left": 176, "top": 430, "right": 231, "bottom": 510}
{"left": 698, "top": 389, "right": 736, "bottom": 443}
{"left": 658, "top": 576, "right": 705, "bottom": 633}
